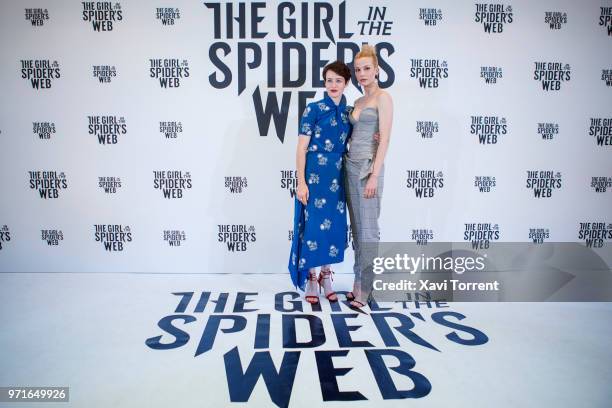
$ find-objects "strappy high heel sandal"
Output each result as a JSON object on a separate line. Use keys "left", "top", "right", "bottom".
{"left": 318, "top": 269, "right": 338, "bottom": 302}
{"left": 305, "top": 271, "right": 319, "bottom": 304}
{"left": 348, "top": 289, "right": 367, "bottom": 309}
{"left": 349, "top": 298, "right": 367, "bottom": 309}
{"left": 346, "top": 285, "right": 360, "bottom": 301}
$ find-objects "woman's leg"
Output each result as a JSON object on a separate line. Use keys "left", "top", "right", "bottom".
{"left": 305, "top": 268, "right": 319, "bottom": 304}
{"left": 345, "top": 160, "right": 366, "bottom": 305}
{"left": 348, "top": 169, "right": 384, "bottom": 308}
{"left": 318, "top": 265, "right": 338, "bottom": 302}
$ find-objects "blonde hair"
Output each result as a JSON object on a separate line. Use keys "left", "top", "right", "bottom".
{"left": 355, "top": 44, "right": 378, "bottom": 67}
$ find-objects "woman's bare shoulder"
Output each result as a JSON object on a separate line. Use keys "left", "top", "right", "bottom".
{"left": 376, "top": 89, "right": 393, "bottom": 103}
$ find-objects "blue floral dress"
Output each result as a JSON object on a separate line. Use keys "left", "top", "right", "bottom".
{"left": 288, "top": 92, "right": 352, "bottom": 290}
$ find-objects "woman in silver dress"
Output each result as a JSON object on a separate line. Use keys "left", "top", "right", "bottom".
{"left": 345, "top": 44, "right": 394, "bottom": 308}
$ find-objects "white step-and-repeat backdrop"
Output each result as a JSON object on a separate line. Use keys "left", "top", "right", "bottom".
{"left": 0, "top": 0, "right": 611, "bottom": 273}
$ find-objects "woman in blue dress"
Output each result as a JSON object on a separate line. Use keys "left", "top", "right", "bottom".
{"left": 288, "top": 61, "right": 353, "bottom": 304}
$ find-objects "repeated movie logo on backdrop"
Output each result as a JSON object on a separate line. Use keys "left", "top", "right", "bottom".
{"left": 94, "top": 224, "right": 132, "bottom": 251}
{"left": 480, "top": 66, "right": 502, "bottom": 84}
{"left": 156, "top": 7, "right": 180, "bottom": 25}
{"left": 419, "top": 8, "right": 442, "bottom": 26}
{"left": 537, "top": 122, "right": 558, "bottom": 140}
{"left": 416, "top": 121, "right": 438, "bottom": 139}
{"left": 203, "top": 1, "right": 395, "bottom": 142}
{"left": 475, "top": 3, "right": 513, "bottom": 33}
{"left": 29, "top": 171, "right": 68, "bottom": 199}
{"left": 99, "top": 177, "right": 121, "bottom": 194}
{"left": 153, "top": 171, "right": 192, "bottom": 199}
{"left": 412, "top": 229, "right": 434, "bottom": 245}
{"left": 526, "top": 171, "right": 562, "bottom": 198}
{"left": 600, "top": 7, "right": 612, "bottom": 36}
{"left": 164, "top": 230, "right": 186, "bottom": 247}
{"left": 406, "top": 171, "right": 444, "bottom": 198}
{"left": 93, "top": 65, "right": 116, "bottom": 83}
{"left": 41, "top": 230, "right": 63, "bottom": 246}
{"left": 82, "top": 1, "right": 123, "bottom": 31}
{"left": 33, "top": 122, "right": 56, "bottom": 140}
{"left": 470, "top": 116, "right": 507, "bottom": 144}
{"left": 160, "top": 121, "right": 183, "bottom": 139}
{"left": 589, "top": 118, "right": 612, "bottom": 146}
{"left": 150, "top": 59, "right": 190, "bottom": 88}
{"left": 464, "top": 223, "right": 500, "bottom": 249}
{"left": 534, "top": 62, "right": 571, "bottom": 91}
{"left": 591, "top": 177, "right": 612, "bottom": 193}
{"left": 88, "top": 115, "right": 127, "bottom": 145}
{"left": 20, "top": 60, "right": 60, "bottom": 89}
{"left": 218, "top": 225, "right": 256, "bottom": 252}
{"left": 0, "top": 225, "right": 10, "bottom": 251}
{"left": 475, "top": 176, "right": 496, "bottom": 193}
{"left": 410, "top": 59, "right": 448, "bottom": 88}
{"left": 225, "top": 177, "right": 248, "bottom": 194}
{"left": 280, "top": 170, "right": 298, "bottom": 198}
{"left": 545, "top": 11, "right": 567, "bottom": 29}
{"left": 602, "top": 69, "right": 612, "bottom": 87}
{"left": 25, "top": 8, "right": 49, "bottom": 26}
{"left": 528, "top": 228, "right": 550, "bottom": 244}
{"left": 578, "top": 222, "right": 612, "bottom": 248}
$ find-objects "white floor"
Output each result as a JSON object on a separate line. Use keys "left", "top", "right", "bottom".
{"left": 0, "top": 272, "right": 611, "bottom": 407}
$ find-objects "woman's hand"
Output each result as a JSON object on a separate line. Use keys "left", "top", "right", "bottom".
{"left": 373, "top": 132, "right": 380, "bottom": 142}
{"left": 297, "top": 183, "right": 309, "bottom": 205}
{"left": 364, "top": 175, "right": 377, "bottom": 198}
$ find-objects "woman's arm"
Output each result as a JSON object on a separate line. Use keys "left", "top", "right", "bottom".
{"left": 296, "top": 136, "right": 311, "bottom": 204}
{"left": 364, "top": 91, "right": 393, "bottom": 198}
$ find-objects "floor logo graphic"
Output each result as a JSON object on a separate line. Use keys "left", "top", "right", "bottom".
{"left": 146, "top": 291, "right": 488, "bottom": 407}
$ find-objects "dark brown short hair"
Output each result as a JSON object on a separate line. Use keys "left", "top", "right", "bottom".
{"left": 323, "top": 61, "right": 351, "bottom": 83}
